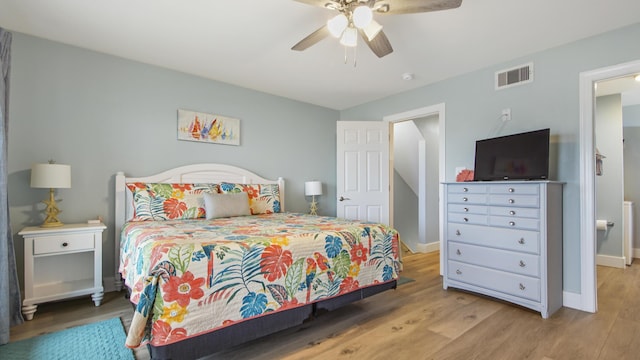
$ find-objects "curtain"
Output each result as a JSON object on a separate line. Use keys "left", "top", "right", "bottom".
{"left": 0, "top": 27, "right": 23, "bottom": 346}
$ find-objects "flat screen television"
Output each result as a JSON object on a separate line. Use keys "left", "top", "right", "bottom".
{"left": 473, "top": 128, "right": 550, "bottom": 181}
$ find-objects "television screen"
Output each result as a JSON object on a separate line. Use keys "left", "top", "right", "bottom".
{"left": 473, "top": 128, "right": 550, "bottom": 181}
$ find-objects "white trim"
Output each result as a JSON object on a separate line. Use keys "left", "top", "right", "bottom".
{"left": 412, "top": 241, "right": 440, "bottom": 254}
{"left": 579, "top": 59, "right": 640, "bottom": 314}
{"left": 562, "top": 290, "right": 582, "bottom": 310}
{"left": 633, "top": 248, "right": 640, "bottom": 261}
{"left": 596, "top": 254, "right": 626, "bottom": 269}
{"left": 424, "top": 241, "right": 440, "bottom": 253}
{"left": 383, "top": 103, "right": 446, "bottom": 275}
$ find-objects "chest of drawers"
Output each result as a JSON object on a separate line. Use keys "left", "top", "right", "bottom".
{"left": 443, "top": 181, "right": 563, "bottom": 318}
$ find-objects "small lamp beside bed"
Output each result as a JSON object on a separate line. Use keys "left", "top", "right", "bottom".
{"left": 30, "top": 161, "right": 71, "bottom": 227}
{"left": 304, "top": 181, "right": 322, "bottom": 215}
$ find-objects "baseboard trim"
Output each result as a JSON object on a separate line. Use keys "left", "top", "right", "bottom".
{"left": 596, "top": 254, "right": 626, "bottom": 269}
{"left": 408, "top": 242, "right": 440, "bottom": 253}
{"left": 562, "top": 290, "right": 584, "bottom": 311}
{"left": 424, "top": 241, "right": 440, "bottom": 253}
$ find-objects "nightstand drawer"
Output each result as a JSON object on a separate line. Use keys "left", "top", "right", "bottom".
{"left": 33, "top": 234, "right": 94, "bottom": 255}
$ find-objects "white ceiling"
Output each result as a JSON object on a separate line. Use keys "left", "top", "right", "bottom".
{"left": 1, "top": 0, "right": 640, "bottom": 110}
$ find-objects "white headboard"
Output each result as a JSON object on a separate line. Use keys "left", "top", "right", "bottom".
{"left": 113, "top": 163, "right": 285, "bottom": 290}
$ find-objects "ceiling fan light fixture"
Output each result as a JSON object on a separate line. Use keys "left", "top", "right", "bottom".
{"left": 353, "top": 6, "right": 373, "bottom": 28}
{"left": 328, "top": 14, "right": 348, "bottom": 38}
{"left": 363, "top": 20, "right": 383, "bottom": 41}
{"left": 340, "top": 26, "right": 358, "bottom": 47}
{"left": 635, "top": 74, "right": 640, "bottom": 82}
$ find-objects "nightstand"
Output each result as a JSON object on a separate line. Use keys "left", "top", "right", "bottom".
{"left": 19, "top": 222, "right": 106, "bottom": 320}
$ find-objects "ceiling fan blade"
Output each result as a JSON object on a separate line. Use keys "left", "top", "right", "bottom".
{"left": 360, "top": 29, "right": 393, "bottom": 58}
{"left": 292, "top": 25, "right": 330, "bottom": 51}
{"left": 375, "top": 0, "right": 463, "bottom": 15}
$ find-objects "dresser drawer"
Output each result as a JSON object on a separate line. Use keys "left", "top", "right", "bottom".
{"left": 488, "top": 194, "right": 539, "bottom": 208}
{"left": 447, "top": 184, "right": 487, "bottom": 194}
{"left": 488, "top": 184, "right": 539, "bottom": 195}
{"left": 448, "top": 242, "right": 540, "bottom": 277}
{"left": 489, "top": 206, "right": 539, "bottom": 219}
{"left": 447, "top": 223, "right": 540, "bottom": 254}
{"left": 489, "top": 215, "right": 540, "bottom": 231}
{"left": 448, "top": 193, "right": 487, "bottom": 205}
{"left": 448, "top": 204, "right": 488, "bottom": 215}
{"left": 447, "top": 260, "right": 541, "bottom": 302}
{"left": 33, "top": 234, "right": 95, "bottom": 255}
{"left": 448, "top": 213, "right": 488, "bottom": 225}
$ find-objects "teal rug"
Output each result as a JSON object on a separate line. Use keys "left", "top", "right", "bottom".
{"left": 0, "top": 317, "right": 135, "bottom": 360}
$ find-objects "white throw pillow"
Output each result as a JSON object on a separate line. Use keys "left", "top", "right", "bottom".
{"left": 204, "top": 192, "right": 251, "bottom": 219}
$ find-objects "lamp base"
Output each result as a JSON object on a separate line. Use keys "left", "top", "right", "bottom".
{"left": 309, "top": 196, "right": 318, "bottom": 216}
{"left": 40, "top": 188, "right": 64, "bottom": 227}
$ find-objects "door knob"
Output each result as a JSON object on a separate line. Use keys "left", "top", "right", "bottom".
{"left": 339, "top": 196, "right": 351, "bottom": 202}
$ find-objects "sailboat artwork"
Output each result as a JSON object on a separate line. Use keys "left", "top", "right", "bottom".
{"left": 177, "top": 109, "right": 240, "bottom": 146}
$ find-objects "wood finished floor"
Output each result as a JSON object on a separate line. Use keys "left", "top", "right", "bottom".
{"left": 9, "top": 251, "right": 640, "bottom": 360}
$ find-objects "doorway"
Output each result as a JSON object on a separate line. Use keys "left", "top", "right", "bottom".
{"left": 384, "top": 104, "right": 446, "bottom": 271}
{"left": 579, "top": 59, "right": 640, "bottom": 313}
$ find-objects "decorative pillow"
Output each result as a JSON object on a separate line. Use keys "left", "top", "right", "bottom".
{"left": 126, "top": 183, "right": 220, "bottom": 221}
{"left": 204, "top": 192, "right": 251, "bottom": 219}
{"left": 219, "top": 182, "right": 281, "bottom": 215}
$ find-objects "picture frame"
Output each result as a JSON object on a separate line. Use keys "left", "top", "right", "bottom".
{"left": 177, "top": 109, "right": 240, "bottom": 146}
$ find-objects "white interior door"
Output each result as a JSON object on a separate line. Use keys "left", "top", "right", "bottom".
{"left": 336, "top": 121, "right": 391, "bottom": 225}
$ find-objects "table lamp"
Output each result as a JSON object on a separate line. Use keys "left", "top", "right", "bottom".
{"left": 304, "top": 181, "right": 322, "bottom": 215}
{"left": 31, "top": 162, "right": 71, "bottom": 227}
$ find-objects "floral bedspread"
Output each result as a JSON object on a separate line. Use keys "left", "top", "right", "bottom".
{"left": 119, "top": 213, "right": 400, "bottom": 348}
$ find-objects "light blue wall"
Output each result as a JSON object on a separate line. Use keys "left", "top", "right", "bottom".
{"left": 414, "top": 116, "right": 440, "bottom": 245}
{"left": 7, "top": 33, "right": 339, "bottom": 287}
{"left": 393, "top": 171, "right": 418, "bottom": 249}
{"left": 340, "top": 23, "right": 640, "bottom": 293}
{"left": 623, "top": 104, "right": 640, "bottom": 251}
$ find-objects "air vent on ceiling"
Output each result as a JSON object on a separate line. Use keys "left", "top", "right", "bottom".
{"left": 495, "top": 62, "right": 533, "bottom": 90}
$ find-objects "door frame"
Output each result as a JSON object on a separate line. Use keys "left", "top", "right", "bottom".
{"left": 579, "top": 59, "right": 640, "bottom": 313}
{"left": 384, "top": 103, "right": 445, "bottom": 269}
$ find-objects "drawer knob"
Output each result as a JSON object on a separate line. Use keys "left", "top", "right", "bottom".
{"left": 509, "top": 210, "right": 516, "bottom": 215}
{"left": 463, "top": 187, "right": 468, "bottom": 192}
{"left": 463, "top": 217, "right": 469, "bottom": 222}
{"left": 456, "top": 230, "right": 461, "bottom": 236}
{"left": 456, "top": 249, "right": 462, "bottom": 256}
{"left": 509, "top": 188, "right": 514, "bottom": 193}
{"left": 519, "top": 283, "right": 526, "bottom": 291}
{"left": 519, "top": 260, "right": 526, "bottom": 267}
{"left": 456, "top": 269, "right": 462, "bottom": 275}
{"left": 508, "top": 199, "right": 515, "bottom": 204}
{"left": 509, "top": 221, "right": 516, "bottom": 226}
{"left": 464, "top": 207, "right": 469, "bottom": 212}
{"left": 463, "top": 197, "right": 468, "bottom": 202}
{"left": 518, "top": 238, "right": 525, "bottom": 244}
{"left": 62, "top": 242, "right": 69, "bottom": 247}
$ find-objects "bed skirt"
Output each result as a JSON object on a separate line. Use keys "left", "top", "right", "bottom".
{"left": 147, "top": 280, "right": 397, "bottom": 360}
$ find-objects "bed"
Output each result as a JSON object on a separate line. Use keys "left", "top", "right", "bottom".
{"left": 114, "top": 164, "right": 401, "bottom": 360}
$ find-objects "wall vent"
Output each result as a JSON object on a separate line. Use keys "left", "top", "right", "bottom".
{"left": 495, "top": 62, "right": 533, "bottom": 90}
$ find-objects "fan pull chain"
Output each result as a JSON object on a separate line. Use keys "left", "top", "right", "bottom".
{"left": 343, "top": 46, "right": 358, "bottom": 67}
{"left": 353, "top": 46, "right": 357, "bottom": 67}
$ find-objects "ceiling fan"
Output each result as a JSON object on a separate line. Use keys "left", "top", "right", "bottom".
{"left": 292, "top": 0, "right": 463, "bottom": 58}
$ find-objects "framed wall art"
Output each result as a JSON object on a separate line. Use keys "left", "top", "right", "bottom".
{"left": 177, "top": 109, "right": 240, "bottom": 146}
